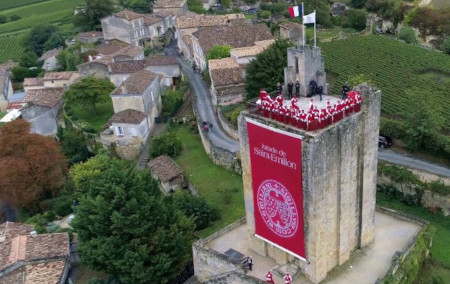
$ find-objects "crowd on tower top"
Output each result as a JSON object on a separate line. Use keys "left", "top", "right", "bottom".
{"left": 256, "top": 88, "right": 362, "bottom": 131}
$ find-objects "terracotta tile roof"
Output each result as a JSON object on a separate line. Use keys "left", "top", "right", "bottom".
{"left": 181, "top": 35, "right": 193, "bottom": 55}
{"left": 209, "top": 57, "right": 239, "bottom": 70}
{"left": 23, "top": 260, "right": 67, "bottom": 284}
{"left": 94, "top": 39, "right": 129, "bottom": 55}
{"left": 114, "top": 9, "right": 144, "bottom": 21}
{"left": 230, "top": 39, "right": 274, "bottom": 57}
{"left": 43, "top": 72, "right": 76, "bottom": 81}
{"left": 0, "top": 222, "right": 34, "bottom": 243}
{"left": 112, "top": 45, "right": 143, "bottom": 58}
{"left": 111, "top": 69, "right": 158, "bottom": 95}
{"left": 39, "top": 48, "right": 61, "bottom": 61}
{"left": 76, "top": 31, "right": 104, "bottom": 38}
{"left": 216, "top": 84, "right": 245, "bottom": 97}
{"left": 109, "top": 60, "right": 147, "bottom": 74}
{"left": 146, "top": 55, "right": 178, "bottom": 65}
{"left": 24, "top": 88, "right": 64, "bottom": 108}
{"left": 210, "top": 66, "right": 244, "bottom": 87}
{"left": 192, "top": 22, "right": 273, "bottom": 55}
{"left": 147, "top": 155, "right": 183, "bottom": 182}
{"left": 108, "top": 109, "right": 146, "bottom": 124}
{"left": 153, "top": 10, "right": 172, "bottom": 18}
{"left": 279, "top": 21, "right": 303, "bottom": 30}
{"left": 154, "top": 0, "right": 186, "bottom": 8}
{"left": 23, "top": 77, "right": 44, "bottom": 87}
{"left": 143, "top": 15, "right": 164, "bottom": 26}
{"left": 176, "top": 14, "right": 230, "bottom": 29}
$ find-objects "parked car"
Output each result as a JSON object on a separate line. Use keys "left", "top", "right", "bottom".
{"left": 378, "top": 135, "right": 392, "bottom": 148}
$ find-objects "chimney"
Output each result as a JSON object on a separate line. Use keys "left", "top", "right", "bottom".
{"left": 121, "top": 85, "right": 127, "bottom": 93}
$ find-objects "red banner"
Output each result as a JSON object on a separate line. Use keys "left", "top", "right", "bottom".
{"left": 246, "top": 119, "right": 305, "bottom": 260}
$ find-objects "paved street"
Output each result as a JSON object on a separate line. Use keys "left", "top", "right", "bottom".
{"left": 165, "top": 42, "right": 240, "bottom": 153}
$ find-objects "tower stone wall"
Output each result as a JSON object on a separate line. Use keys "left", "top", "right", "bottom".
{"left": 237, "top": 84, "right": 381, "bottom": 283}
{"left": 284, "top": 46, "right": 328, "bottom": 97}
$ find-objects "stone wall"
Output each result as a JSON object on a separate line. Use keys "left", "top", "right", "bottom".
{"left": 237, "top": 83, "right": 381, "bottom": 283}
{"left": 217, "top": 110, "right": 239, "bottom": 140}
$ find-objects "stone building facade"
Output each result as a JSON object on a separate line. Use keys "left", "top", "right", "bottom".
{"left": 236, "top": 82, "right": 381, "bottom": 283}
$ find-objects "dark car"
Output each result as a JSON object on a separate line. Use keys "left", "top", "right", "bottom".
{"left": 378, "top": 135, "right": 392, "bottom": 148}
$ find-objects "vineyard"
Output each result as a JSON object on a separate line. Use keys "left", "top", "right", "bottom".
{"left": 0, "top": 36, "right": 25, "bottom": 63}
{"left": 321, "top": 35, "right": 450, "bottom": 126}
{"left": 0, "top": 0, "right": 49, "bottom": 11}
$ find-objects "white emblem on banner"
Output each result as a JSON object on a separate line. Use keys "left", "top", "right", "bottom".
{"left": 257, "top": 179, "right": 299, "bottom": 238}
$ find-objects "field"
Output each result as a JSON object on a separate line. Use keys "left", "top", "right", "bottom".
{"left": 321, "top": 35, "right": 450, "bottom": 125}
{"left": 0, "top": 35, "right": 25, "bottom": 63}
{"left": 0, "top": 0, "right": 84, "bottom": 36}
{"left": 0, "top": 0, "right": 50, "bottom": 11}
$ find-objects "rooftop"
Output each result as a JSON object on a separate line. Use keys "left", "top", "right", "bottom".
{"left": 0, "top": 222, "right": 34, "bottom": 243}
{"left": 39, "top": 48, "right": 61, "bottom": 61}
{"left": 23, "top": 77, "right": 44, "bottom": 87}
{"left": 94, "top": 39, "right": 129, "bottom": 55}
{"left": 279, "top": 21, "right": 303, "bottom": 30}
{"left": 108, "top": 109, "right": 146, "bottom": 124}
{"left": 109, "top": 60, "right": 147, "bottom": 74}
{"left": 230, "top": 39, "right": 275, "bottom": 58}
{"left": 114, "top": 9, "right": 145, "bottom": 21}
{"left": 76, "top": 31, "right": 104, "bottom": 38}
{"left": 154, "top": 0, "right": 187, "bottom": 8}
{"left": 147, "top": 155, "right": 183, "bottom": 182}
{"left": 146, "top": 55, "right": 178, "bottom": 65}
{"left": 111, "top": 69, "right": 158, "bottom": 95}
{"left": 23, "top": 88, "right": 64, "bottom": 108}
{"left": 209, "top": 57, "right": 239, "bottom": 70}
{"left": 176, "top": 14, "right": 244, "bottom": 29}
{"left": 43, "top": 71, "right": 76, "bottom": 81}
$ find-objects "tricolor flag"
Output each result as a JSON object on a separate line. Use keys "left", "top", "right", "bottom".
{"left": 288, "top": 4, "right": 303, "bottom": 18}
{"left": 303, "top": 11, "right": 316, "bottom": 24}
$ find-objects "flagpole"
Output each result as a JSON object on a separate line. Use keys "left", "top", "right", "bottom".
{"left": 302, "top": 3, "right": 305, "bottom": 47}
{"left": 313, "top": 10, "right": 316, "bottom": 47}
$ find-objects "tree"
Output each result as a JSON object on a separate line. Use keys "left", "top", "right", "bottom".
{"left": 24, "top": 25, "right": 58, "bottom": 56}
{"left": 206, "top": 45, "right": 232, "bottom": 61}
{"left": 245, "top": 39, "right": 292, "bottom": 99}
{"left": 350, "top": 0, "right": 366, "bottom": 9}
{"left": 10, "top": 66, "right": 43, "bottom": 83}
{"left": 150, "top": 132, "right": 183, "bottom": 158}
{"left": 172, "top": 191, "right": 219, "bottom": 230}
{"left": 19, "top": 51, "right": 38, "bottom": 68}
{"left": 73, "top": 0, "right": 114, "bottom": 31}
{"left": 60, "top": 129, "right": 91, "bottom": 165}
{"left": 72, "top": 156, "right": 194, "bottom": 284}
{"left": 302, "top": 0, "right": 332, "bottom": 27}
{"left": 120, "top": 0, "right": 153, "bottom": 13}
{"left": 63, "top": 77, "right": 115, "bottom": 115}
{"left": 56, "top": 50, "right": 82, "bottom": 71}
{"left": 0, "top": 120, "right": 67, "bottom": 211}
{"left": 343, "top": 9, "right": 367, "bottom": 31}
{"left": 444, "top": 38, "right": 450, "bottom": 55}
{"left": 398, "top": 27, "right": 417, "bottom": 44}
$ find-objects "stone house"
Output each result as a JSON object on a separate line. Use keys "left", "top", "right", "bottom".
{"left": 0, "top": 222, "right": 71, "bottom": 284}
{"left": 23, "top": 77, "right": 45, "bottom": 92}
{"left": 101, "top": 10, "right": 166, "bottom": 47}
{"left": 153, "top": 0, "right": 188, "bottom": 15}
{"left": 229, "top": 39, "right": 274, "bottom": 65}
{"left": 21, "top": 88, "right": 64, "bottom": 136}
{"left": 175, "top": 13, "right": 245, "bottom": 62}
{"left": 39, "top": 48, "right": 62, "bottom": 71}
{"left": 108, "top": 60, "right": 149, "bottom": 86}
{"left": 145, "top": 55, "right": 181, "bottom": 86}
{"left": 279, "top": 21, "right": 303, "bottom": 43}
{"left": 147, "top": 155, "right": 184, "bottom": 194}
{"left": 42, "top": 72, "right": 80, "bottom": 89}
{"left": 201, "top": 0, "right": 218, "bottom": 10}
{"left": 191, "top": 20, "right": 274, "bottom": 71}
{"left": 208, "top": 58, "right": 245, "bottom": 106}
{"left": 154, "top": 10, "right": 175, "bottom": 31}
{"left": 0, "top": 68, "right": 13, "bottom": 112}
{"left": 75, "top": 31, "right": 104, "bottom": 43}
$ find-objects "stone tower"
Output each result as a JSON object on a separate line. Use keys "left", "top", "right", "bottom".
{"left": 237, "top": 84, "right": 381, "bottom": 283}
{"left": 284, "top": 46, "right": 328, "bottom": 96}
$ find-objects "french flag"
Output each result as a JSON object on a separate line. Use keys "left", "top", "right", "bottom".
{"left": 288, "top": 4, "right": 303, "bottom": 18}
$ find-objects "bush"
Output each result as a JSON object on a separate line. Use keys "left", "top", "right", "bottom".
{"left": 331, "top": 15, "right": 344, "bottom": 26}
{"left": 150, "top": 132, "right": 183, "bottom": 158}
{"left": 343, "top": 9, "right": 367, "bottom": 31}
{"left": 379, "top": 117, "right": 407, "bottom": 140}
{"left": 398, "top": 27, "right": 418, "bottom": 44}
{"left": 172, "top": 191, "right": 219, "bottom": 230}
{"left": 40, "top": 195, "right": 73, "bottom": 217}
{"left": 444, "top": 38, "right": 450, "bottom": 55}
{"left": 162, "top": 88, "right": 184, "bottom": 116}
{"left": 258, "top": 10, "right": 271, "bottom": 19}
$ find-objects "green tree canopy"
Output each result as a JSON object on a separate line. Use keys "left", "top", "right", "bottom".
{"left": 63, "top": 77, "right": 115, "bottom": 115}
{"left": 120, "top": 0, "right": 153, "bottom": 13}
{"left": 244, "top": 39, "right": 292, "bottom": 99}
{"left": 206, "top": 45, "right": 232, "bottom": 61}
{"left": 73, "top": 0, "right": 115, "bottom": 31}
{"left": 150, "top": 132, "right": 183, "bottom": 158}
{"left": 24, "top": 25, "right": 58, "bottom": 56}
{"left": 19, "top": 51, "right": 38, "bottom": 68}
{"left": 172, "top": 191, "right": 219, "bottom": 230}
{"left": 444, "top": 37, "right": 450, "bottom": 55}
{"left": 398, "top": 27, "right": 418, "bottom": 44}
{"left": 343, "top": 8, "right": 367, "bottom": 31}
{"left": 60, "top": 129, "right": 91, "bottom": 165}
{"left": 72, "top": 156, "right": 194, "bottom": 284}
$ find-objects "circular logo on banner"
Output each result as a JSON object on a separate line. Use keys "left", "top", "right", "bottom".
{"left": 257, "top": 179, "right": 298, "bottom": 238}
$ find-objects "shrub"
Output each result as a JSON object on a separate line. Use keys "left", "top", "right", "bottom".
{"left": 150, "top": 132, "right": 183, "bottom": 158}
{"left": 172, "top": 191, "right": 219, "bottom": 230}
{"left": 379, "top": 118, "right": 407, "bottom": 140}
{"left": 444, "top": 38, "right": 450, "bottom": 55}
{"left": 398, "top": 27, "right": 418, "bottom": 44}
{"left": 162, "top": 88, "right": 184, "bottom": 116}
{"left": 343, "top": 9, "right": 367, "bottom": 31}
{"left": 258, "top": 10, "right": 271, "bottom": 19}
{"left": 40, "top": 195, "right": 73, "bottom": 217}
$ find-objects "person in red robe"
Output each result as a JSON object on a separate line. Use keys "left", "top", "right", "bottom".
{"left": 283, "top": 273, "right": 292, "bottom": 284}
{"left": 266, "top": 271, "right": 275, "bottom": 284}
{"left": 291, "top": 95, "right": 299, "bottom": 109}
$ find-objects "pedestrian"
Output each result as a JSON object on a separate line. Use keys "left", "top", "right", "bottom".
{"left": 295, "top": 80, "right": 300, "bottom": 97}
{"left": 287, "top": 81, "right": 294, "bottom": 99}
{"left": 266, "top": 271, "right": 275, "bottom": 284}
{"left": 247, "top": 256, "right": 253, "bottom": 271}
{"left": 317, "top": 85, "right": 323, "bottom": 101}
{"left": 276, "top": 82, "right": 283, "bottom": 95}
{"left": 342, "top": 82, "right": 350, "bottom": 99}
{"left": 283, "top": 273, "right": 292, "bottom": 284}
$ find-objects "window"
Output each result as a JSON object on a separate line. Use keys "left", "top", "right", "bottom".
{"left": 116, "top": 126, "right": 124, "bottom": 136}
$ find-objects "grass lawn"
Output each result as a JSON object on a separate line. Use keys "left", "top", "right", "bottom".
{"left": 74, "top": 264, "right": 108, "bottom": 284}
{"left": 71, "top": 101, "right": 114, "bottom": 132}
{"left": 377, "top": 192, "right": 450, "bottom": 282}
{"left": 173, "top": 125, "right": 245, "bottom": 238}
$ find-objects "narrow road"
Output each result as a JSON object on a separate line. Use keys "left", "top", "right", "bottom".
{"left": 165, "top": 42, "right": 240, "bottom": 153}
{"left": 378, "top": 149, "right": 450, "bottom": 178}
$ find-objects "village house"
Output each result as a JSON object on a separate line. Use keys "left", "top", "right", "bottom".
{"left": 23, "top": 77, "right": 45, "bottom": 92}
{"left": 208, "top": 57, "right": 245, "bottom": 106}
{"left": 0, "top": 68, "right": 13, "bottom": 113}
{"left": 101, "top": 69, "right": 163, "bottom": 160}
{"left": 39, "top": 48, "right": 62, "bottom": 71}
{"left": 147, "top": 155, "right": 184, "bottom": 194}
{"left": 153, "top": 0, "right": 188, "bottom": 15}
{"left": 101, "top": 10, "right": 167, "bottom": 47}
{"left": 0, "top": 222, "right": 71, "bottom": 284}
{"left": 191, "top": 20, "right": 273, "bottom": 71}
{"left": 229, "top": 39, "right": 275, "bottom": 65}
{"left": 201, "top": 0, "right": 218, "bottom": 10}
{"left": 21, "top": 88, "right": 64, "bottom": 136}
{"left": 175, "top": 13, "right": 245, "bottom": 63}
{"left": 42, "top": 72, "right": 80, "bottom": 89}
{"left": 75, "top": 31, "right": 104, "bottom": 43}
{"left": 279, "top": 21, "right": 303, "bottom": 43}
